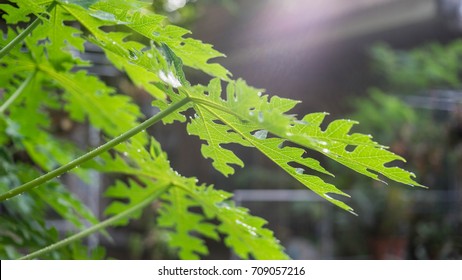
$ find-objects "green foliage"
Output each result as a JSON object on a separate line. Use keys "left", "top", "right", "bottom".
{"left": 332, "top": 41, "right": 462, "bottom": 258}
{"left": 86, "top": 137, "right": 287, "bottom": 259}
{"left": 0, "top": 0, "right": 422, "bottom": 259}
{"left": 371, "top": 41, "right": 462, "bottom": 91}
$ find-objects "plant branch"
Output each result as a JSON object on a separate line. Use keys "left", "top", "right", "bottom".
{"left": 19, "top": 185, "right": 170, "bottom": 260}
{"left": 0, "top": 1, "right": 57, "bottom": 60}
{"left": 0, "top": 71, "right": 36, "bottom": 114}
{"left": 0, "top": 97, "right": 191, "bottom": 202}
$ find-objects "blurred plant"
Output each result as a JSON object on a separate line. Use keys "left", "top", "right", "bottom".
{"left": 333, "top": 41, "right": 462, "bottom": 259}
{"left": 0, "top": 0, "right": 421, "bottom": 260}
{"left": 371, "top": 42, "right": 462, "bottom": 92}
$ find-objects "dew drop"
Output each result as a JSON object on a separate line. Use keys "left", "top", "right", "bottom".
{"left": 286, "top": 132, "right": 293, "bottom": 137}
{"left": 318, "top": 141, "right": 328, "bottom": 146}
{"left": 123, "top": 152, "right": 128, "bottom": 156}
{"left": 158, "top": 70, "right": 181, "bottom": 88}
{"left": 137, "top": 149, "right": 141, "bottom": 153}
{"left": 252, "top": 130, "right": 268, "bottom": 140}
{"left": 258, "top": 112, "right": 264, "bottom": 122}
{"left": 235, "top": 220, "right": 258, "bottom": 237}
{"left": 257, "top": 92, "right": 262, "bottom": 97}
{"left": 295, "top": 168, "right": 304, "bottom": 174}
{"left": 248, "top": 111, "right": 254, "bottom": 117}
{"left": 278, "top": 140, "right": 285, "bottom": 149}
{"left": 128, "top": 50, "right": 138, "bottom": 61}
{"left": 147, "top": 53, "right": 153, "bottom": 58}
{"left": 322, "top": 148, "right": 330, "bottom": 154}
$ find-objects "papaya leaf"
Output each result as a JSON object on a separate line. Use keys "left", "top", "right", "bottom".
{"left": 0, "top": 0, "right": 50, "bottom": 24}
{"left": 0, "top": 0, "right": 424, "bottom": 260}
{"left": 104, "top": 179, "right": 171, "bottom": 226}
{"left": 157, "top": 187, "right": 218, "bottom": 259}
{"left": 91, "top": 0, "right": 230, "bottom": 79}
{"left": 183, "top": 78, "right": 423, "bottom": 212}
{"left": 87, "top": 137, "right": 287, "bottom": 259}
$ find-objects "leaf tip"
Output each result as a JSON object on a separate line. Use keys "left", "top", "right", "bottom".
{"left": 348, "top": 210, "right": 358, "bottom": 216}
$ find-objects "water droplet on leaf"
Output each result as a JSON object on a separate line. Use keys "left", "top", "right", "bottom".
{"left": 295, "top": 168, "right": 304, "bottom": 174}
{"left": 158, "top": 70, "right": 181, "bottom": 88}
{"left": 258, "top": 112, "right": 264, "bottom": 122}
{"left": 253, "top": 130, "right": 268, "bottom": 140}
{"left": 128, "top": 50, "right": 139, "bottom": 61}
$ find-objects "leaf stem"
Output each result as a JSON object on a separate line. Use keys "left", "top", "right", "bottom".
{"left": 0, "top": 97, "right": 191, "bottom": 202}
{"left": 190, "top": 97, "right": 244, "bottom": 120}
{"left": 0, "top": 1, "right": 57, "bottom": 59}
{"left": 19, "top": 185, "right": 170, "bottom": 260}
{"left": 0, "top": 71, "right": 36, "bottom": 114}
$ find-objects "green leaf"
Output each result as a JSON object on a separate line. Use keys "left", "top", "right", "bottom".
{"left": 0, "top": 0, "right": 424, "bottom": 260}
{"left": 157, "top": 187, "right": 218, "bottom": 259}
{"left": 288, "top": 113, "right": 422, "bottom": 187}
{"left": 0, "top": 0, "right": 50, "bottom": 24}
{"left": 39, "top": 66, "right": 143, "bottom": 138}
{"left": 33, "top": 184, "right": 100, "bottom": 230}
{"left": 0, "top": 152, "right": 101, "bottom": 259}
{"left": 91, "top": 0, "right": 230, "bottom": 79}
{"left": 104, "top": 179, "right": 171, "bottom": 226}
{"left": 184, "top": 78, "right": 422, "bottom": 211}
{"left": 89, "top": 137, "right": 287, "bottom": 259}
{"left": 187, "top": 185, "right": 289, "bottom": 260}
{"left": 37, "top": 3, "right": 86, "bottom": 68}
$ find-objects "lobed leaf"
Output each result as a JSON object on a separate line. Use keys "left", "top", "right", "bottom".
{"left": 104, "top": 179, "right": 170, "bottom": 226}
{"left": 91, "top": 0, "right": 230, "bottom": 79}
{"left": 89, "top": 137, "right": 288, "bottom": 259}
{"left": 0, "top": 0, "right": 50, "bottom": 24}
{"left": 184, "top": 78, "right": 423, "bottom": 211}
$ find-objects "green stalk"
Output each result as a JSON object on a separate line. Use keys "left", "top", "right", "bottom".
{"left": 20, "top": 185, "right": 170, "bottom": 260}
{"left": 0, "top": 97, "right": 190, "bottom": 202}
{"left": 0, "top": 71, "right": 36, "bottom": 114}
{"left": 190, "top": 97, "right": 244, "bottom": 120}
{"left": 0, "top": 2, "right": 57, "bottom": 59}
